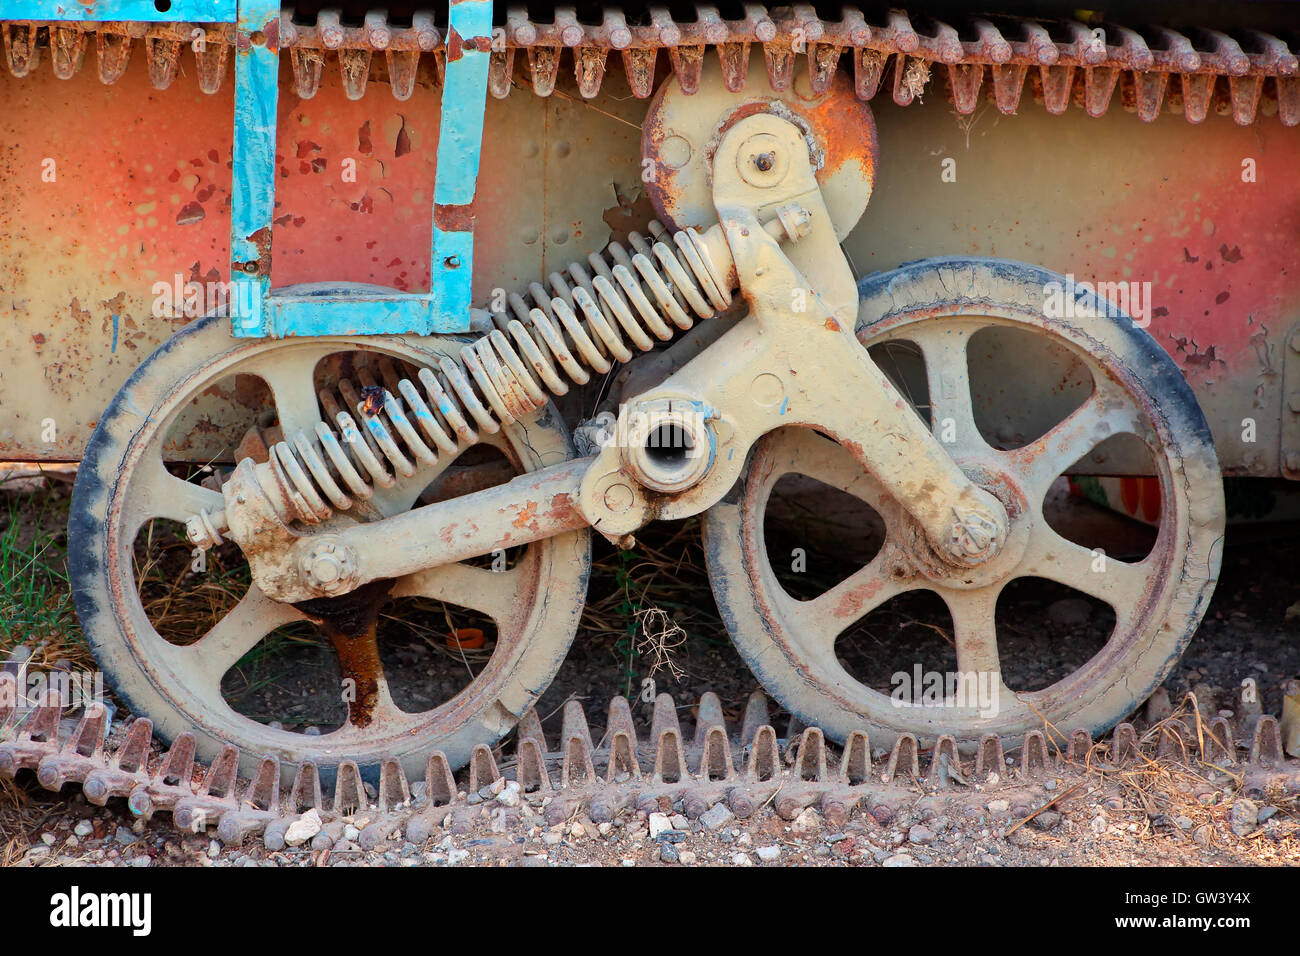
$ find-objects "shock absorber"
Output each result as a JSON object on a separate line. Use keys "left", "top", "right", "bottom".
{"left": 187, "top": 215, "right": 806, "bottom": 550}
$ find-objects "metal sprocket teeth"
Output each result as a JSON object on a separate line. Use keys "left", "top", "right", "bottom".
{"left": 3, "top": 674, "right": 1297, "bottom": 851}
{"left": 2, "top": 9, "right": 1296, "bottom": 125}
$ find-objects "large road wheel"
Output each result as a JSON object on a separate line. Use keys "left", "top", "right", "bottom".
{"left": 69, "top": 287, "right": 589, "bottom": 783}
{"left": 704, "top": 257, "right": 1224, "bottom": 749}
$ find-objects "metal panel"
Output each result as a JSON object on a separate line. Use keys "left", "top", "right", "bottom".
{"left": 0, "top": 0, "right": 235, "bottom": 21}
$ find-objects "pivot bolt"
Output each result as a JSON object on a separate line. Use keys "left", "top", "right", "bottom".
{"left": 944, "top": 502, "right": 1007, "bottom": 566}
{"left": 300, "top": 536, "right": 359, "bottom": 594}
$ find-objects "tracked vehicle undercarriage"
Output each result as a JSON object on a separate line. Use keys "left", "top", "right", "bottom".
{"left": 1, "top": 1, "right": 1298, "bottom": 840}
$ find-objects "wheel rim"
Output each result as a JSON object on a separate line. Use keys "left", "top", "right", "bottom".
{"left": 94, "top": 332, "right": 586, "bottom": 768}
{"left": 707, "top": 304, "right": 1220, "bottom": 744}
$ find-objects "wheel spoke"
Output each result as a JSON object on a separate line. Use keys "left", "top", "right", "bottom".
{"left": 124, "top": 455, "right": 225, "bottom": 541}
{"left": 244, "top": 348, "right": 328, "bottom": 443}
{"left": 944, "top": 588, "right": 1004, "bottom": 677}
{"left": 1019, "top": 525, "right": 1151, "bottom": 620}
{"left": 184, "top": 585, "right": 305, "bottom": 682}
{"left": 789, "top": 545, "right": 914, "bottom": 647}
{"left": 902, "top": 324, "right": 984, "bottom": 455}
{"left": 1010, "top": 382, "right": 1145, "bottom": 497}
{"left": 764, "top": 429, "right": 891, "bottom": 511}
{"left": 391, "top": 560, "right": 522, "bottom": 624}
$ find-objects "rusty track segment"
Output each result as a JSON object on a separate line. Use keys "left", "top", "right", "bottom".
{"left": 3, "top": 682, "right": 1297, "bottom": 851}
{"left": 2, "top": 7, "right": 1297, "bottom": 125}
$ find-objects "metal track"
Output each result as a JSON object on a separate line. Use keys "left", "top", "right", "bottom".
{"left": 3, "top": 684, "right": 1297, "bottom": 850}
{"left": 2, "top": 6, "right": 1298, "bottom": 125}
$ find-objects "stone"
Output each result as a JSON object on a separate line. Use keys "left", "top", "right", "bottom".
{"left": 731, "top": 852, "right": 753, "bottom": 866}
{"left": 41, "top": 832, "right": 56, "bottom": 846}
{"left": 648, "top": 813, "right": 673, "bottom": 839}
{"left": 207, "top": 840, "right": 221, "bottom": 859}
{"left": 791, "top": 808, "right": 821, "bottom": 835}
{"left": 284, "top": 809, "right": 323, "bottom": 847}
{"left": 73, "top": 820, "right": 94, "bottom": 838}
{"left": 496, "top": 781, "right": 522, "bottom": 808}
{"left": 343, "top": 825, "right": 361, "bottom": 842}
{"left": 678, "top": 850, "right": 697, "bottom": 865}
{"left": 756, "top": 845, "right": 781, "bottom": 863}
{"left": 1047, "top": 597, "right": 1093, "bottom": 628}
{"left": 1230, "top": 799, "right": 1258, "bottom": 836}
{"left": 882, "top": 853, "right": 915, "bottom": 867}
{"left": 1031, "top": 811, "right": 1061, "bottom": 831}
{"left": 659, "top": 842, "right": 679, "bottom": 863}
{"left": 114, "top": 827, "right": 138, "bottom": 845}
{"left": 987, "top": 799, "right": 1010, "bottom": 814}
{"left": 699, "top": 803, "right": 734, "bottom": 831}
{"left": 447, "top": 848, "right": 469, "bottom": 865}
{"left": 908, "top": 825, "right": 935, "bottom": 845}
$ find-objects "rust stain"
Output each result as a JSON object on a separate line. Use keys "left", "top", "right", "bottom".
{"left": 434, "top": 202, "right": 475, "bottom": 233}
{"left": 512, "top": 500, "right": 539, "bottom": 530}
{"left": 294, "top": 578, "right": 394, "bottom": 729}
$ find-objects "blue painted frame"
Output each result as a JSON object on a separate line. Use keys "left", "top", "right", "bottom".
{"left": 0, "top": 0, "right": 235, "bottom": 21}
{"left": 0, "top": 0, "right": 488, "bottom": 337}
{"left": 229, "top": 0, "right": 489, "bottom": 337}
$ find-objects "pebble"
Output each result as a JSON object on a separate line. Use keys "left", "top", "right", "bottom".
{"left": 115, "top": 827, "right": 138, "bottom": 845}
{"left": 678, "top": 850, "right": 697, "bottom": 865}
{"left": 542, "top": 831, "right": 563, "bottom": 846}
{"left": 659, "top": 843, "right": 679, "bottom": 864}
{"left": 791, "top": 808, "right": 821, "bottom": 835}
{"left": 73, "top": 821, "right": 94, "bottom": 838}
{"left": 882, "top": 853, "right": 915, "bottom": 867}
{"left": 1032, "top": 811, "right": 1061, "bottom": 831}
{"left": 447, "top": 848, "right": 469, "bottom": 865}
{"left": 207, "top": 840, "right": 221, "bottom": 859}
{"left": 496, "top": 782, "right": 521, "bottom": 808}
{"left": 670, "top": 814, "right": 690, "bottom": 830}
{"left": 343, "top": 825, "right": 361, "bottom": 842}
{"left": 987, "top": 800, "right": 1009, "bottom": 814}
{"left": 1230, "top": 799, "right": 1258, "bottom": 836}
{"left": 648, "top": 813, "right": 673, "bottom": 839}
{"left": 699, "top": 803, "right": 734, "bottom": 831}
{"left": 908, "top": 825, "right": 935, "bottom": 845}
{"left": 1047, "top": 596, "right": 1093, "bottom": 628}
{"left": 284, "top": 810, "right": 323, "bottom": 847}
{"left": 731, "top": 852, "right": 753, "bottom": 866}
{"left": 41, "top": 833, "right": 56, "bottom": 846}
{"left": 756, "top": 845, "right": 781, "bottom": 863}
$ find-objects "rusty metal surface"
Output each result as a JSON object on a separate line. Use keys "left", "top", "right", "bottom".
{"left": 3, "top": 684, "right": 1296, "bottom": 846}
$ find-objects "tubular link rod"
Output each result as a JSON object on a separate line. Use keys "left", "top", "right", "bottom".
{"left": 2, "top": 7, "right": 1298, "bottom": 125}
{"left": 3, "top": 683, "right": 1298, "bottom": 849}
{"left": 231, "top": 221, "right": 725, "bottom": 529}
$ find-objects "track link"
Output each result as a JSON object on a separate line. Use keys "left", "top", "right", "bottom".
{"left": 2, "top": 6, "right": 1297, "bottom": 125}
{"left": 3, "top": 681, "right": 1297, "bottom": 852}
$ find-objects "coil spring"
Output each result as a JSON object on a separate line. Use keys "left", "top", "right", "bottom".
{"left": 267, "top": 221, "right": 731, "bottom": 521}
